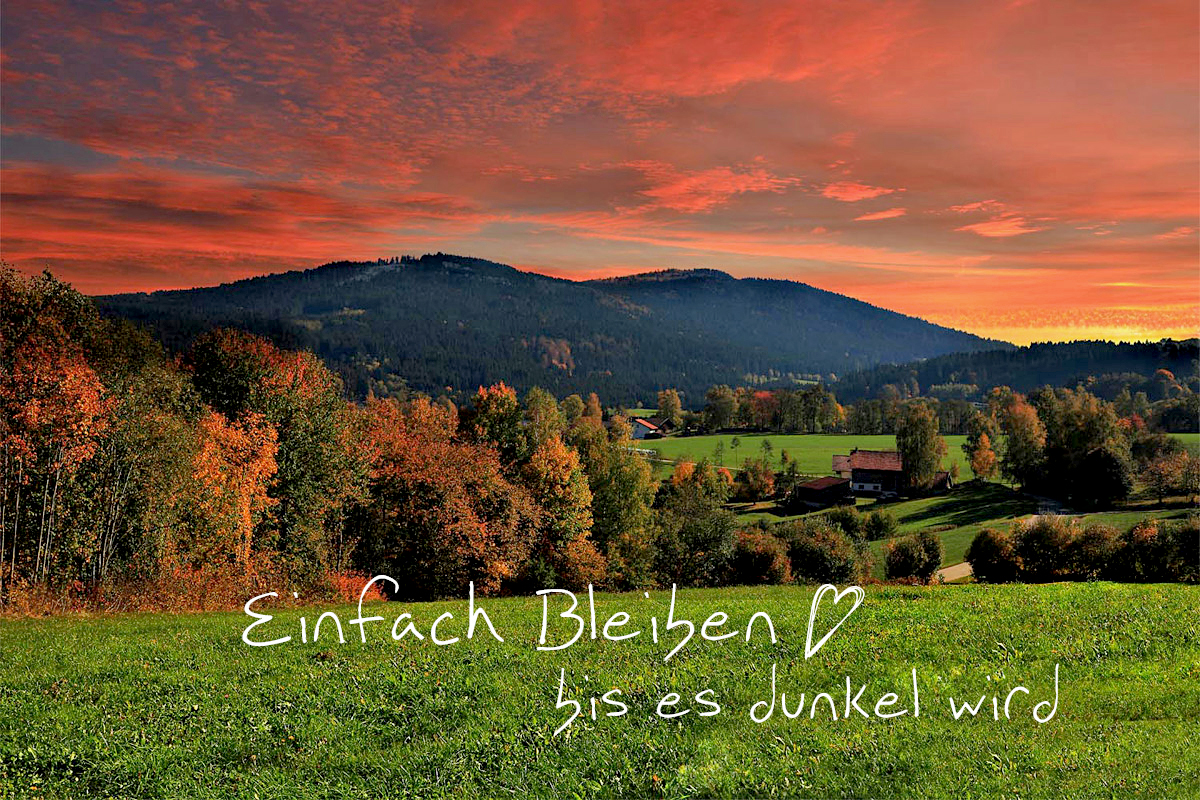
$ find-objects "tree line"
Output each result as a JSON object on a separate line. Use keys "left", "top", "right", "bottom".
{"left": 833, "top": 339, "right": 1199, "bottom": 404}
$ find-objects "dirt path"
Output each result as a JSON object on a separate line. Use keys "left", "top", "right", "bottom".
{"left": 937, "top": 561, "right": 973, "bottom": 582}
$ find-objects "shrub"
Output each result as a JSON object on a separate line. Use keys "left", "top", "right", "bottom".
{"left": 1014, "top": 515, "right": 1074, "bottom": 582}
{"left": 779, "top": 518, "right": 869, "bottom": 584}
{"left": 965, "top": 527, "right": 1020, "bottom": 583}
{"left": 1161, "top": 516, "right": 1200, "bottom": 583}
{"left": 1068, "top": 523, "right": 1120, "bottom": 580}
{"left": 733, "top": 458, "right": 776, "bottom": 502}
{"left": 728, "top": 531, "right": 792, "bottom": 586}
{"left": 862, "top": 510, "right": 899, "bottom": 541}
{"left": 653, "top": 508, "right": 737, "bottom": 588}
{"left": 1114, "top": 517, "right": 1200, "bottom": 583}
{"left": 884, "top": 530, "right": 942, "bottom": 583}
{"left": 820, "top": 506, "right": 863, "bottom": 541}
{"left": 1112, "top": 519, "right": 1166, "bottom": 582}
{"left": 554, "top": 538, "right": 609, "bottom": 591}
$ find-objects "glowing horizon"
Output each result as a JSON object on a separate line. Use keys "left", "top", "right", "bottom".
{"left": 2, "top": 0, "right": 1197, "bottom": 344}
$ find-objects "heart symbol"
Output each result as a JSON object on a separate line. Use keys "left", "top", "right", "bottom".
{"left": 804, "top": 583, "right": 865, "bottom": 659}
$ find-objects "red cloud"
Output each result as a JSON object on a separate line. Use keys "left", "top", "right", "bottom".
{"left": 956, "top": 215, "right": 1049, "bottom": 238}
{"left": 630, "top": 161, "right": 800, "bottom": 213}
{"left": 855, "top": 207, "right": 907, "bottom": 221}
{"left": 821, "top": 182, "right": 900, "bottom": 202}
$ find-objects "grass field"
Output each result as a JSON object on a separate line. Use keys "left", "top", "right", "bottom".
{"left": 729, "top": 481, "right": 1197, "bottom": 575}
{"left": 1174, "top": 432, "right": 1200, "bottom": 455}
{"left": 729, "top": 483, "right": 1036, "bottom": 567}
{"left": 644, "top": 432, "right": 1200, "bottom": 481}
{"left": 2, "top": 583, "right": 1197, "bottom": 798}
{"left": 858, "top": 485, "right": 1196, "bottom": 574}
{"left": 645, "top": 433, "right": 976, "bottom": 479}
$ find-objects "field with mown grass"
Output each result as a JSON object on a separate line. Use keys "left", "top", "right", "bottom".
{"left": 644, "top": 433, "right": 976, "bottom": 479}
{"left": 2, "top": 583, "right": 1198, "bottom": 798}
{"left": 644, "top": 432, "right": 1200, "bottom": 480}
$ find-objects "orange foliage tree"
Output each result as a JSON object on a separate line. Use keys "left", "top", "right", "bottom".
{"left": 351, "top": 397, "right": 539, "bottom": 598}
{"left": 1, "top": 270, "right": 111, "bottom": 592}
{"left": 185, "top": 329, "right": 366, "bottom": 582}
{"left": 171, "top": 411, "right": 278, "bottom": 574}
{"left": 520, "top": 438, "right": 603, "bottom": 589}
{"left": 969, "top": 432, "right": 999, "bottom": 481}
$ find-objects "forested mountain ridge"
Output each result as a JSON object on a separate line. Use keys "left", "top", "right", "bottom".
{"left": 97, "top": 253, "right": 1006, "bottom": 403}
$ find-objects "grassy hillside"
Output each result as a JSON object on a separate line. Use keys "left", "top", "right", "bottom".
{"left": 644, "top": 433, "right": 976, "bottom": 477}
{"left": 859, "top": 485, "right": 1196, "bottom": 572}
{"left": 646, "top": 432, "right": 1200, "bottom": 480}
{"left": 2, "top": 584, "right": 1197, "bottom": 798}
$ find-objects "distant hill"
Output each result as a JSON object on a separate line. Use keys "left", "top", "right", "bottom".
{"left": 833, "top": 340, "right": 1200, "bottom": 403}
{"left": 97, "top": 254, "right": 1007, "bottom": 404}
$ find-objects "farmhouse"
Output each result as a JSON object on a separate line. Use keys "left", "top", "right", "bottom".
{"left": 644, "top": 415, "right": 676, "bottom": 434}
{"left": 834, "top": 449, "right": 904, "bottom": 497}
{"left": 830, "top": 449, "right": 954, "bottom": 497}
{"left": 629, "top": 417, "right": 661, "bottom": 440}
{"left": 789, "top": 476, "right": 853, "bottom": 509}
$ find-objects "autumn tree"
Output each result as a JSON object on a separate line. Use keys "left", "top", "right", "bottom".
{"left": 703, "top": 385, "right": 738, "bottom": 431}
{"left": 351, "top": 397, "right": 538, "bottom": 598}
{"left": 1143, "top": 451, "right": 1191, "bottom": 505}
{"left": 185, "top": 329, "right": 365, "bottom": 583}
{"left": 1, "top": 269, "right": 111, "bottom": 591}
{"left": 519, "top": 438, "right": 603, "bottom": 589}
{"left": 463, "top": 382, "right": 529, "bottom": 465}
{"left": 561, "top": 394, "right": 586, "bottom": 427}
{"left": 969, "top": 432, "right": 999, "bottom": 481}
{"left": 656, "top": 388, "right": 683, "bottom": 428}
{"left": 1000, "top": 395, "right": 1046, "bottom": 490}
{"left": 580, "top": 392, "right": 604, "bottom": 430}
{"left": 570, "top": 420, "right": 656, "bottom": 588}
{"left": 523, "top": 386, "right": 565, "bottom": 450}
{"left": 173, "top": 411, "right": 278, "bottom": 574}
{"left": 896, "top": 402, "right": 947, "bottom": 491}
{"left": 69, "top": 324, "right": 202, "bottom": 584}
{"left": 962, "top": 410, "right": 1000, "bottom": 477}
{"left": 735, "top": 458, "right": 775, "bottom": 502}
{"left": 1033, "top": 387, "right": 1132, "bottom": 507}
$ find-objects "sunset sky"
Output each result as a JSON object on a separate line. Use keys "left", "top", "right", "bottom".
{"left": 2, "top": 0, "right": 1197, "bottom": 344}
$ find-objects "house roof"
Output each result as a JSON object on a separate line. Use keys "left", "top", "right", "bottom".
{"left": 632, "top": 418, "right": 659, "bottom": 430}
{"left": 847, "top": 449, "right": 903, "bottom": 472}
{"left": 797, "top": 476, "right": 850, "bottom": 492}
{"left": 832, "top": 455, "right": 851, "bottom": 473}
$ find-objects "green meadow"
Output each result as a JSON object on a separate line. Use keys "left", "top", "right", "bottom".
{"left": 644, "top": 433, "right": 975, "bottom": 479}
{"left": 643, "top": 432, "right": 1200, "bottom": 480}
{"left": 2, "top": 583, "right": 1198, "bottom": 798}
{"left": 858, "top": 484, "right": 1197, "bottom": 574}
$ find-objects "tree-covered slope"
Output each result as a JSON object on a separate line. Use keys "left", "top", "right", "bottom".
{"left": 833, "top": 339, "right": 1200, "bottom": 403}
{"left": 97, "top": 254, "right": 1006, "bottom": 403}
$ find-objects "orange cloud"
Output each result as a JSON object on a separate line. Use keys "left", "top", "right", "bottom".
{"left": 855, "top": 207, "right": 907, "bottom": 221}
{"left": 956, "top": 215, "right": 1049, "bottom": 238}
{"left": 821, "top": 182, "right": 901, "bottom": 202}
